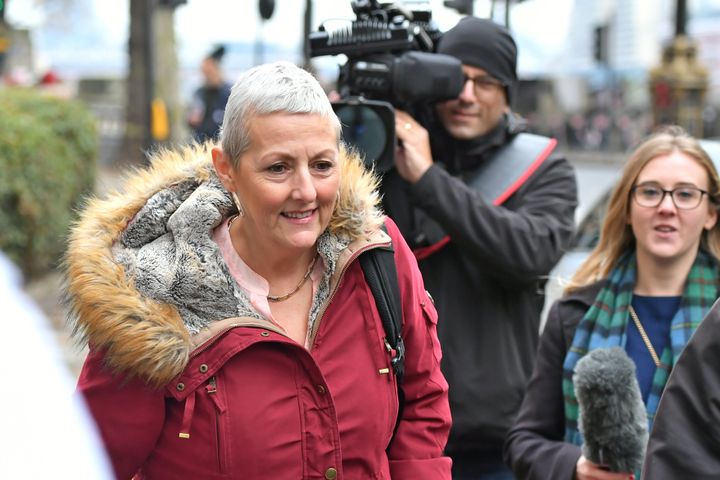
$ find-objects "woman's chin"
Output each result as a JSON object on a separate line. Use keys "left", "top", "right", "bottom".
{"left": 643, "top": 243, "right": 697, "bottom": 264}
{"left": 281, "top": 231, "right": 322, "bottom": 251}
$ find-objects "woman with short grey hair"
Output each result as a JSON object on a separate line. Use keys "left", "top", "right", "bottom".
{"left": 66, "top": 61, "right": 451, "bottom": 479}
{"left": 220, "top": 61, "right": 341, "bottom": 164}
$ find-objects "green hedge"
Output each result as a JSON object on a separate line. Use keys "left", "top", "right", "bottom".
{"left": 0, "top": 88, "right": 97, "bottom": 278}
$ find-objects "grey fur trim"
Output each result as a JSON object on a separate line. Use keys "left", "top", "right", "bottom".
{"left": 308, "top": 232, "right": 350, "bottom": 334}
{"left": 113, "top": 172, "right": 345, "bottom": 335}
{"left": 121, "top": 180, "right": 199, "bottom": 248}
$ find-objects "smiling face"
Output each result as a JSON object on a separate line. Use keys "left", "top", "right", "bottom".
{"left": 213, "top": 112, "right": 340, "bottom": 255}
{"left": 629, "top": 151, "right": 717, "bottom": 267}
{"left": 434, "top": 65, "right": 508, "bottom": 139}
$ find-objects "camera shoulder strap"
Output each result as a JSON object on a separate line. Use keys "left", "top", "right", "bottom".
{"left": 413, "top": 133, "right": 557, "bottom": 260}
{"left": 467, "top": 132, "right": 557, "bottom": 205}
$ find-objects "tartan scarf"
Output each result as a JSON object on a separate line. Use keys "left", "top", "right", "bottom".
{"left": 562, "top": 249, "right": 719, "bottom": 446}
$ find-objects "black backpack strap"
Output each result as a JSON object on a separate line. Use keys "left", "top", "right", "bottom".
{"left": 359, "top": 223, "right": 406, "bottom": 448}
{"left": 359, "top": 227, "right": 405, "bottom": 382}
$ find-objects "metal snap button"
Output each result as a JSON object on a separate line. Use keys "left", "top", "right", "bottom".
{"left": 324, "top": 467, "right": 338, "bottom": 480}
{"left": 199, "top": 364, "right": 208, "bottom": 373}
{"left": 316, "top": 384, "right": 326, "bottom": 394}
{"left": 260, "top": 331, "right": 270, "bottom": 337}
{"left": 176, "top": 382, "right": 185, "bottom": 391}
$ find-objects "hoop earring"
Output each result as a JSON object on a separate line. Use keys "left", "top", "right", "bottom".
{"left": 232, "top": 192, "right": 245, "bottom": 217}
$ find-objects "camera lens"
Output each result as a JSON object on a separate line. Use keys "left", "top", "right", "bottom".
{"left": 335, "top": 104, "right": 388, "bottom": 169}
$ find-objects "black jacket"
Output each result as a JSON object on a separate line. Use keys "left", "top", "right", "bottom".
{"left": 642, "top": 300, "right": 720, "bottom": 479}
{"left": 503, "top": 281, "right": 603, "bottom": 479}
{"left": 380, "top": 115, "right": 578, "bottom": 460}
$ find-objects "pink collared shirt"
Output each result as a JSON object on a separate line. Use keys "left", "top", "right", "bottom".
{"left": 212, "top": 217, "right": 324, "bottom": 347}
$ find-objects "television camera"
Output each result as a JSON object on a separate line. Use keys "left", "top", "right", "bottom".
{"left": 309, "top": 0, "right": 464, "bottom": 173}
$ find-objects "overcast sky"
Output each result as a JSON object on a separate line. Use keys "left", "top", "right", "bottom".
{"left": 7, "top": 0, "right": 572, "bottom": 69}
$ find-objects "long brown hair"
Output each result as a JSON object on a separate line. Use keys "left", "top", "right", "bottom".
{"left": 567, "top": 126, "right": 720, "bottom": 292}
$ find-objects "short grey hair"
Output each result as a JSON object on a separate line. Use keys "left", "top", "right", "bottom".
{"left": 219, "top": 61, "right": 341, "bottom": 167}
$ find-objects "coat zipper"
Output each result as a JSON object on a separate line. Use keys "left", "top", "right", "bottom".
{"left": 207, "top": 376, "right": 226, "bottom": 473}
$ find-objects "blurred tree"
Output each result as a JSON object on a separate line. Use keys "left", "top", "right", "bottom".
{"left": 122, "top": 0, "right": 183, "bottom": 165}
{"left": 123, "top": 0, "right": 152, "bottom": 163}
{"left": 154, "top": 6, "right": 180, "bottom": 142}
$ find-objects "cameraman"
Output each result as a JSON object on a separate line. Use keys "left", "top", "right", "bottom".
{"left": 381, "top": 17, "right": 578, "bottom": 479}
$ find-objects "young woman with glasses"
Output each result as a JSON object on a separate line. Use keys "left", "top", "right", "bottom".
{"left": 504, "top": 126, "right": 720, "bottom": 480}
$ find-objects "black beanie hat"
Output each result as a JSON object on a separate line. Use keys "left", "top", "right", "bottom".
{"left": 437, "top": 17, "right": 518, "bottom": 106}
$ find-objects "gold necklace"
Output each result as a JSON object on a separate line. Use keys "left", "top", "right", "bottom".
{"left": 267, "top": 254, "right": 318, "bottom": 303}
{"left": 628, "top": 305, "right": 662, "bottom": 368}
{"left": 226, "top": 214, "right": 318, "bottom": 303}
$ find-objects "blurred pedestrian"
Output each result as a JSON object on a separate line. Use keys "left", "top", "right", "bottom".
{"left": 382, "top": 16, "right": 578, "bottom": 479}
{"left": 0, "top": 252, "right": 112, "bottom": 479}
{"left": 66, "top": 61, "right": 451, "bottom": 479}
{"left": 505, "top": 126, "right": 720, "bottom": 479}
{"left": 186, "top": 45, "right": 232, "bottom": 142}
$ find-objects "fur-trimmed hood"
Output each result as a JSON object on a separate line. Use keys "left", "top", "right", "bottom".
{"left": 65, "top": 143, "right": 384, "bottom": 386}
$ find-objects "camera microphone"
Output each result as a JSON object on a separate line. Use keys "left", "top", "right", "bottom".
{"left": 573, "top": 347, "right": 648, "bottom": 473}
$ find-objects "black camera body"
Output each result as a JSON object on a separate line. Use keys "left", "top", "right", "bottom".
{"left": 309, "top": 0, "right": 463, "bottom": 173}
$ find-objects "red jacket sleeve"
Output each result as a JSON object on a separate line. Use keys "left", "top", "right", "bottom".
{"left": 77, "top": 348, "right": 166, "bottom": 480}
{"left": 384, "top": 217, "right": 453, "bottom": 479}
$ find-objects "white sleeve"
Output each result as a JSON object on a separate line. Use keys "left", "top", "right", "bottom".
{"left": 0, "top": 253, "right": 113, "bottom": 480}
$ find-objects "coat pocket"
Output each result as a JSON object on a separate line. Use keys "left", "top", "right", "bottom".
{"left": 420, "top": 293, "right": 442, "bottom": 364}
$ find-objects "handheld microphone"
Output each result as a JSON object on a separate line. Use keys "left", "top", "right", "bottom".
{"left": 573, "top": 347, "right": 648, "bottom": 473}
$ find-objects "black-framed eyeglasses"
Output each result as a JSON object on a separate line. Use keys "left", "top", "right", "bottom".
{"left": 462, "top": 74, "right": 504, "bottom": 95}
{"left": 631, "top": 182, "right": 710, "bottom": 210}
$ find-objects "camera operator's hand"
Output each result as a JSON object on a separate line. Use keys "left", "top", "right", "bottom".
{"left": 394, "top": 110, "right": 434, "bottom": 184}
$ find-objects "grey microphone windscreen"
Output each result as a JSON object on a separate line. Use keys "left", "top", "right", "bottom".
{"left": 573, "top": 347, "right": 648, "bottom": 473}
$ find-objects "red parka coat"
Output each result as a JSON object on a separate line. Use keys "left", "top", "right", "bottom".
{"left": 67, "top": 145, "right": 452, "bottom": 479}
